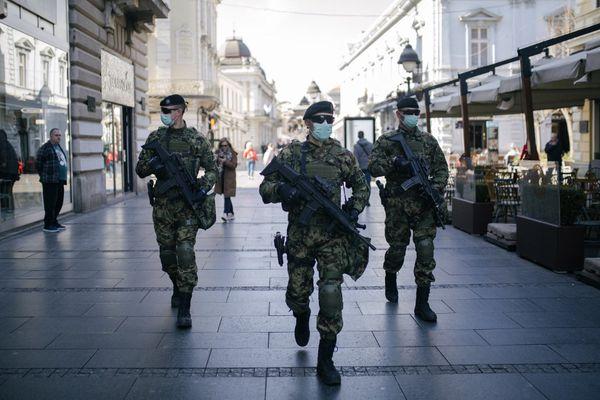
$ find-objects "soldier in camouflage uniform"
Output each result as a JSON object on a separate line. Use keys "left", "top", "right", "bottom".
{"left": 259, "top": 101, "right": 369, "bottom": 386}
{"left": 368, "top": 97, "right": 448, "bottom": 322}
{"left": 136, "top": 94, "right": 217, "bottom": 329}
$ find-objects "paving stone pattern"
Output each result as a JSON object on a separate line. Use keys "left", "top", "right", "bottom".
{"left": 0, "top": 188, "right": 599, "bottom": 399}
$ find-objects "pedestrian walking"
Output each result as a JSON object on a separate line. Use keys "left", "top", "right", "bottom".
{"left": 0, "top": 129, "right": 20, "bottom": 215}
{"left": 243, "top": 142, "right": 257, "bottom": 179}
{"left": 215, "top": 137, "right": 238, "bottom": 222}
{"left": 262, "top": 143, "right": 277, "bottom": 167}
{"left": 353, "top": 130, "right": 373, "bottom": 206}
{"left": 545, "top": 131, "right": 568, "bottom": 184}
{"left": 369, "top": 97, "right": 449, "bottom": 322}
{"left": 259, "top": 101, "right": 370, "bottom": 386}
{"left": 35, "top": 128, "right": 68, "bottom": 233}
{"left": 136, "top": 94, "right": 218, "bottom": 329}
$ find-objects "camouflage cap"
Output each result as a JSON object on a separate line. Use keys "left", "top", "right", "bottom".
{"left": 160, "top": 94, "right": 187, "bottom": 107}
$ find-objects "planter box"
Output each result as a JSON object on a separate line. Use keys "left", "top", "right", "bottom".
{"left": 516, "top": 215, "right": 584, "bottom": 272}
{"left": 452, "top": 197, "right": 494, "bottom": 235}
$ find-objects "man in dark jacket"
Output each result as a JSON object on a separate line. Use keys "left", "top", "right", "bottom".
{"left": 0, "top": 129, "right": 20, "bottom": 213}
{"left": 36, "top": 128, "right": 68, "bottom": 233}
{"left": 353, "top": 131, "right": 373, "bottom": 206}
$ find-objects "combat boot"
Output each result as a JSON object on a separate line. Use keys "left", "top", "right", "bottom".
{"left": 317, "top": 338, "right": 341, "bottom": 386}
{"left": 293, "top": 310, "right": 310, "bottom": 347}
{"left": 414, "top": 285, "right": 437, "bottom": 322}
{"left": 176, "top": 293, "right": 192, "bottom": 329}
{"left": 171, "top": 283, "right": 180, "bottom": 308}
{"left": 385, "top": 272, "right": 398, "bottom": 303}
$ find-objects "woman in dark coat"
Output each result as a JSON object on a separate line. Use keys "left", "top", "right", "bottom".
{"left": 0, "top": 129, "right": 20, "bottom": 213}
{"left": 214, "top": 138, "right": 238, "bottom": 222}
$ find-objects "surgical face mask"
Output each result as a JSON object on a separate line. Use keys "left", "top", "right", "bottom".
{"left": 403, "top": 115, "right": 419, "bottom": 129}
{"left": 160, "top": 113, "right": 174, "bottom": 127}
{"left": 312, "top": 121, "right": 333, "bottom": 141}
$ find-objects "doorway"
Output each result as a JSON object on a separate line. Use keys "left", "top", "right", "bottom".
{"left": 102, "top": 103, "right": 133, "bottom": 196}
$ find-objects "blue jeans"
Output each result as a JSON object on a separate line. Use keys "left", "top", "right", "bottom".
{"left": 224, "top": 197, "right": 234, "bottom": 214}
{"left": 247, "top": 160, "right": 255, "bottom": 177}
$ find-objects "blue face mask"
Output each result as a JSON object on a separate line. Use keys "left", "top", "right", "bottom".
{"left": 312, "top": 122, "right": 333, "bottom": 141}
{"left": 160, "top": 113, "right": 174, "bottom": 127}
{"left": 403, "top": 115, "right": 419, "bottom": 129}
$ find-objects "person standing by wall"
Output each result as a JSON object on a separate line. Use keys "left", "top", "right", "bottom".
{"left": 243, "top": 142, "right": 258, "bottom": 179}
{"left": 353, "top": 130, "right": 373, "bottom": 206}
{"left": 215, "top": 138, "right": 238, "bottom": 222}
{"left": 35, "top": 128, "right": 68, "bottom": 233}
{"left": 0, "top": 129, "right": 20, "bottom": 215}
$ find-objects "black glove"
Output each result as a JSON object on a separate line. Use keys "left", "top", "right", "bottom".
{"left": 277, "top": 183, "right": 301, "bottom": 206}
{"left": 348, "top": 208, "right": 360, "bottom": 223}
{"left": 193, "top": 188, "right": 208, "bottom": 203}
{"left": 148, "top": 156, "right": 167, "bottom": 179}
{"left": 393, "top": 156, "right": 410, "bottom": 171}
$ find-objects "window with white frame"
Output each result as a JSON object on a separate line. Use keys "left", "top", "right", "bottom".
{"left": 470, "top": 27, "right": 488, "bottom": 67}
{"left": 18, "top": 52, "right": 27, "bottom": 87}
{"left": 42, "top": 59, "right": 50, "bottom": 86}
{"left": 460, "top": 9, "right": 500, "bottom": 68}
{"left": 59, "top": 64, "right": 66, "bottom": 95}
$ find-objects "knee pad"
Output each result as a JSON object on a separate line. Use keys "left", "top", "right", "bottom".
{"left": 415, "top": 238, "right": 434, "bottom": 260}
{"left": 176, "top": 242, "right": 196, "bottom": 267}
{"left": 319, "top": 281, "right": 342, "bottom": 319}
{"left": 159, "top": 246, "right": 177, "bottom": 268}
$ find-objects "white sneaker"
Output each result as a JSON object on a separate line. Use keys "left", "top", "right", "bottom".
{"left": 227, "top": 213, "right": 235, "bottom": 221}
{"left": 221, "top": 213, "right": 228, "bottom": 222}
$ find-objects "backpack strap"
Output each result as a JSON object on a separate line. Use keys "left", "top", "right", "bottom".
{"left": 300, "top": 141, "right": 310, "bottom": 175}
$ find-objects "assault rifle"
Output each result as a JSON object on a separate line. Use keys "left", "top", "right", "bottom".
{"left": 142, "top": 140, "right": 207, "bottom": 215}
{"left": 261, "top": 157, "right": 376, "bottom": 251}
{"left": 387, "top": 132, "right": 446, "bottom": 228}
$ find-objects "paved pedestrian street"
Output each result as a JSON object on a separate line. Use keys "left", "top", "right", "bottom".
{"left": 0, "top": 188, "right": 599, "bottom": 400}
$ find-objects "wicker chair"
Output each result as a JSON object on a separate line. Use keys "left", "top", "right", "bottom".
{"left": 493, "top": 178, "right": 520, "bottom": 222}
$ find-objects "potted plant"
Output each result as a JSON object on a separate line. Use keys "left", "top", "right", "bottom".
{"left": 452, "top": 166, "right": 494, "bottom": 235}
{"left": 516, "top": 165, "right": 586, "bottom": 272}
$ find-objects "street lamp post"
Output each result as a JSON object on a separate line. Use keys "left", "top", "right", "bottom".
{"left": 398, "top": 44, "right": 421, "bottom": 95}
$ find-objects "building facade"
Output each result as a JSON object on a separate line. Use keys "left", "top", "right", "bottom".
{"left": 0, "top": 0, "right": 70, "bottom": 232}
{"left": 0, "top": 0, "right": 168, "bottom": 233}
{"left": 69, "top": 0, "right": 168, "bottom": 211}
{"left": 147, "top": 0, "right": 220, "bottom": 137}
{"left": 338, "top": 0, "right": 566, "bottom": 156}
{"left": 219, "top": 36, "right": 278, "bottom": 152}
{"left": 217, "top": 70, "right": 247, "bottom": 152}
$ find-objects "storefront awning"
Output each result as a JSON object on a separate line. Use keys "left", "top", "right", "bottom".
{"left": 428, "top": 41, "right": 600, "bottom": 119}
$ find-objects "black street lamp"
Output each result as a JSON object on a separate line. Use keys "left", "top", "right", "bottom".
{"left": 398, "top": 44, "right": 421, "bottom": 94}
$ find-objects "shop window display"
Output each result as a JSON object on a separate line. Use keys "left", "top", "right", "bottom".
{"left": 0, "top": 23, "right": 70, "bottom": 225}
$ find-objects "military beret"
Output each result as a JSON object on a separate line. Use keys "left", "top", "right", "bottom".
{"left": 303, "top": 101, "right": 334, "bottom": 120}
{"left": 396, "top": 96, "right": 419, "bottom": 110}
{"left": 160, "top": 94, "right": 187, "bottom": 107}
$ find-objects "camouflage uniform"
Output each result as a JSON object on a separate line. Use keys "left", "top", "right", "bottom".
{"left": 136, "top": 125, "right": 217, "bottom": 294}
{"left": 368, "top": 127, "right": 448, "bottom": 286}
{"left": 259, "top": 135, "right": 369, "bottom": 339}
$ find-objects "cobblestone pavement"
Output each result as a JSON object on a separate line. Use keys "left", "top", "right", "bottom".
{"left": 0, "top": 186, "right": 599, "bottom": 399}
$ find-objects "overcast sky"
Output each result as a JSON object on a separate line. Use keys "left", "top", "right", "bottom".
{"left": 216, "top": 0, "right": 393, "bottom": 105}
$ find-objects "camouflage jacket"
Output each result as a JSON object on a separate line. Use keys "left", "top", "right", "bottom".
{"left": 259, "top": 135, "right": 369, "bottom": 223}
{"left": 369, "top": 127, "right": 449, "bottom": 195}
{"left": 136, "top": 124, "right": 218, "bottom": 196}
